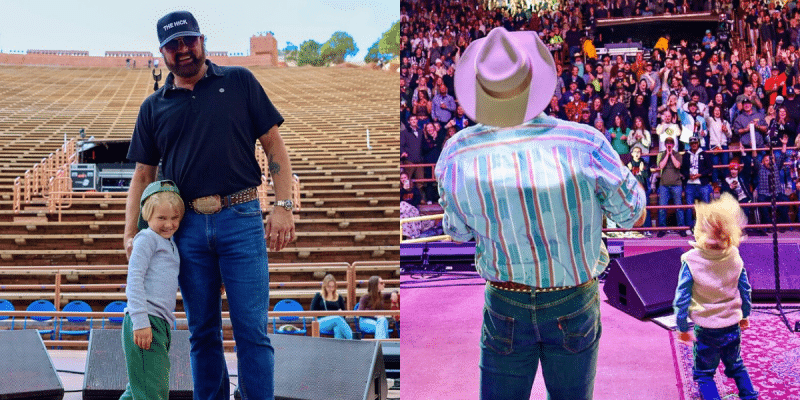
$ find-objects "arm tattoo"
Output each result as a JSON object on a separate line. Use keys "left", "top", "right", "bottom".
{"left": 268, "top": 154, "right": 281, "bottom": 175}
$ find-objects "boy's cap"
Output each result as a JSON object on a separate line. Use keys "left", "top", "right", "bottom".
{"left": 157, "top": 11, "right": 203, "bottom": 48}
{"left": 689, "top": 136, "right": 700, "bottom": 143}
{"left": 729, "top": 161, "right": 741, "bottom": 170}
{"left": 138, "top": 180, "right": 181, "bottom": 231}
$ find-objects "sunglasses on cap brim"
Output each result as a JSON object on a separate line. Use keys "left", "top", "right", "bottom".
{"left": 163, "top": 36, "right": 200, "bottom": 52}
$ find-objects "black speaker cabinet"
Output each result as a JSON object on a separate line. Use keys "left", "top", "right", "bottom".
{"left": 83, "top": 329, "right": 387, "bottom": 400}
{"left": 739, "top": 242, "right": 800, "bottom": 300}
{"left": 604, "top": 247, "right": 685, "bottom": 319}
{"left": 272, "top": 335, "right": 387, "bottom": 400}
{"left": 0, "top": 330, "right": 64, "bottom": 400}
{"left": 83, "top": 329, "right": 192, "bottom": 400}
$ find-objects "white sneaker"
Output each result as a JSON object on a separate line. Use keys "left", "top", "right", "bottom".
{"left": 686, "top": 229, "right": 693, "bottom": 236}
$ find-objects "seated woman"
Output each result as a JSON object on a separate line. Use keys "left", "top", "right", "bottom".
{"left": 310, "top": 274, "right": 353, "bottom": 340}
{"left": 357, "top": 276, "right": 398, "bottom": 339}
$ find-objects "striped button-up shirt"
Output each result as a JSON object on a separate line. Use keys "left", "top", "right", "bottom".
{"left": 435, "top": 114, "right": 646, "bottom": 287}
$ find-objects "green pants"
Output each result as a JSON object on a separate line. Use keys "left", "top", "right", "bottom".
{"left": 119, "top": 314, "right": 172, "bottom": 400}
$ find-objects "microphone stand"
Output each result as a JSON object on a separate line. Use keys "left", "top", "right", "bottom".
{"left": 753, "top": 121, "right": 798, "bottom": 332}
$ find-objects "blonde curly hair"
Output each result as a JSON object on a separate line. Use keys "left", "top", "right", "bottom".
{"left": 693, "top": 193, "right": 748, "bottom": 250}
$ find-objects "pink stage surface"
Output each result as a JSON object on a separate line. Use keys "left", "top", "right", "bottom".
{"left": 401, "top": 272, "right": 800, "bottom": 399}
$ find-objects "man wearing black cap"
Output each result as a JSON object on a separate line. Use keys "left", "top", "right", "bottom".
{"left": 681, "top": 136, "right": 714, "bottom": 234}
{"left": 685, "top": 74, "right": 709, "bottom": 105}
{"left": 783, "top": 85, "right": 800, "bottom": 123}
{"left": 733, "top": 96, "right": 767, "bottom": 188}
{"left": 125, "top": 11, "right": 295, "bottom": 400}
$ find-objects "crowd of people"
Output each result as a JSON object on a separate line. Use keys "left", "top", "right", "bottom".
{"left": 400, "top": 0, "right": 800, "bottom": 239}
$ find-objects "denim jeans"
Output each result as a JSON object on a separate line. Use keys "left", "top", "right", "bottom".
{"left": 684, "top": 184, "right": 712, "bottom": 229}
{"left": 711, "top": 146, "right": 729, "bottom": 183}
{"left": 318, "top": 316, "right": 353, "bottom": 339}
{"left": 480, "top": 280, "right": 601, "bottom": 400}
{"left": 757, "top": 193, "right": 791, "bottom": 225}
{"left": 174, "top": 199, "right": 273, "bottom": 400}
{"left": 359, "top": 316, "right": 389, "bottom": 339}
{"left": 658, "top": 184, "right": 685, "bottom": 228}
{"left": 693, "top": 324, "right": 758, "bottom": 400}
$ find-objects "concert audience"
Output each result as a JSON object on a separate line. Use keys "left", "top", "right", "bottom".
{"left": 400, "top": 0, "right": 800, "bottom": 237}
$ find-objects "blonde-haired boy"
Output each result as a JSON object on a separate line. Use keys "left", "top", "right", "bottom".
{"left": 121, "top": 180, "right": 183, "bottom": 400}
{"left": 673, "top": 193, "right": 758, "bottom": 400}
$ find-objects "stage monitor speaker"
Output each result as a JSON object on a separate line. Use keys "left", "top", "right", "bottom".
{"left": 738, "top": 242, "right": 800, "bottom": 300}
{"left": 84, "top": 330, "right": 386, "bottom": 400}
{"left": 272, "top": 335, "right": 387, "bottom": 400}
{"left": 381, "top": 341, "right": 400, "bottom": 379}
{"left": 400, "top": 243, "right": 424, "bottom": 268}
{"left": 83, "top": 329, "right": 192, "bottom": 400}
{"left": 603, "top": 247, "right": 684, "bottom": 319}
{"left": 0, "top": 330, "right": 64, "bottom": 400}
{"left": 426, "top": 242, "right": 476, "bottom": 271}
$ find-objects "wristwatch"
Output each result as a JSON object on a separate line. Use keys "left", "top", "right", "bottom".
{"left": 275, "top": 199, "right": 294, "bottom": 211}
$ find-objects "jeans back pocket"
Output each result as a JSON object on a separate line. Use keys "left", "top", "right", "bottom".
{"left": 557, "top": 294, "right": 601, "bottom": 354}
{"left": 481, "top": 306, "right": 514, "bottom": 356}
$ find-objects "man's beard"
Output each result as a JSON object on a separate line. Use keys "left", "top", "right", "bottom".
{"left": 165, "top": 49, "right": 205, "bottom": 79}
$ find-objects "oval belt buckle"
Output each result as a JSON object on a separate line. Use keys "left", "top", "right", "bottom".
{"left": 194, "top": 195, "right": 222, "bottom": 214}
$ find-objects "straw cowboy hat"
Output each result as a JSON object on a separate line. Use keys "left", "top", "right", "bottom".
{"left": 454, "top": 27, "right": 557, "bottom": 128}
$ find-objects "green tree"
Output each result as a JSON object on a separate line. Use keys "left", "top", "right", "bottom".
{"left": 283, "top": 42, "right": 298, "bottom": 62}
{"left": 320, "top": 31, "right": 358, "bottom": 65}
{"left": 364, "top": 20, "right": 399, "bottom": 63}
{"left": 297, "top": 40, "right": 323, "bottom": 66}
{"left": 378, "top": 20, "right": 400, "bottom": 57}
{"left": 364, "top": 41, "right": 381, "bottom": 63}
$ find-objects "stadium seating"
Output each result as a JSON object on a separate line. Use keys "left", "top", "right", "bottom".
{"left": 0, "top": 65, "right": 399, "bottom": 264}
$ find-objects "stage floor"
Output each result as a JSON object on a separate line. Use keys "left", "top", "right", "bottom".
{"left": 401, "top": 273, "right": 800, "bottom": 399}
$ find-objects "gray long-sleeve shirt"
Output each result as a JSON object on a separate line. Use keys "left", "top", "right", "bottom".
{"left": 125, "top": 228, "right": 180, "bottom": 330}
{"left": 732, "top": 110, "right": 767, "bottom": 148}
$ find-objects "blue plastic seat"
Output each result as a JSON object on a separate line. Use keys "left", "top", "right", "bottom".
{"left": 23, "top": 299, "right": 56, "bottom": 340}
{"left": 102, "top": 301, "right": 126, "bottom": 328}
{"left": 272, "top": 299, "right": 307, "bottom": 335}
{"left": 0, "top": 299, "right": 15, "bottom": 330}
{"left": 59, "top": 300, "right": 93, "bottom": 340}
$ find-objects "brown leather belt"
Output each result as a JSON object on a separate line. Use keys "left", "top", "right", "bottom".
{"left": 188, "top": 187, "right": 258, "bottom": 214}
{"left": 488, "top": 277, "right": 596, "bottom": 293}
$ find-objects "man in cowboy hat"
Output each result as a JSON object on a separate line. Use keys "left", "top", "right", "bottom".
{"left": 435, "top": 26, "right": 647, "bottom": 400}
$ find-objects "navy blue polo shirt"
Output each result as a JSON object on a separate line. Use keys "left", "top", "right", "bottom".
{"left": 128, "top": 60, "right": 283, "bottom": 201}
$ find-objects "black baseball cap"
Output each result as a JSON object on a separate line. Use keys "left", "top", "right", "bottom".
{"left": 157, "top": 11, "right": 203, "bottom": 48}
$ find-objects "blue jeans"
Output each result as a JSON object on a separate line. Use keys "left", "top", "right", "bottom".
{"left": 318, "top": 316, "right": 353, "bottom": 339}
{"left": 684, "top": 184, "right": 712, "bottom": 229}
{"left": 480, "top": 280, "right": 601, "bottom": 400}
{"left": 693, "top": 324, "right": 758, "bottom": 400}
{"left": 174, "top": 199, "right": 273, "bottom": 400}
{"left": 757, "top": 193, "right": 790, "bottom": 225}
{"left": 711, "top": 146, "right": 729, "bottom": 183}
{"left": 658, "top": 184, "right": 685, "bottom": 228}
{"left": 359, "top": 316, "right": 389, "bottom": 339}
